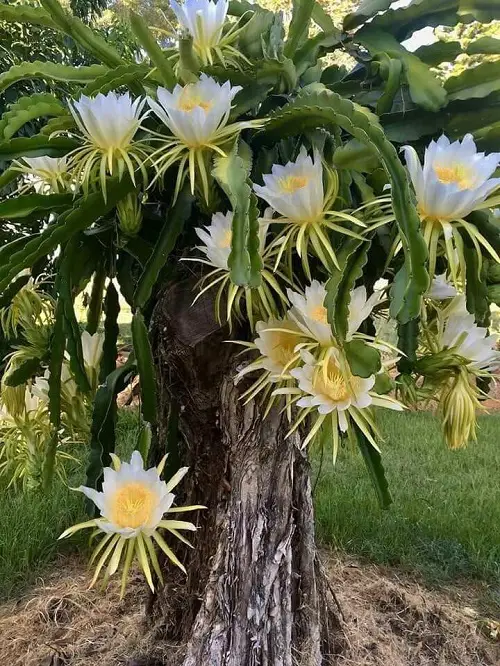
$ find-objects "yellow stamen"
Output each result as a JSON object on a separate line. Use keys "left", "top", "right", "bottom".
{"left": 178, "top": 89, "right": 213, "bottom": 112}
{"left": 218, "top": 230, "right": 232, "bottom": 248}
{"left": 310, "top": 305, "right": 328, "bottom": 323}
{"left": 269, "top": 331, "right": 298, "bottom": 367}
{"left": 279, "top": 175, "right": 309, "bottom": 193}
{"left": 434, "top": 164, "right": 473, "bottom": 190}
{"left": 313, "top": 358, "right": 361, "bottom": 403}
{"left": 110, "top": 482, "right": 156, "bottom": 529}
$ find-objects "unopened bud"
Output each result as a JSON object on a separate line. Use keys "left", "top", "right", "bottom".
{"left": 117, "top": 193, "right": 143, "bottom": 236}
{"left": 440, "top": 370, "right": 481, "bottom": 449}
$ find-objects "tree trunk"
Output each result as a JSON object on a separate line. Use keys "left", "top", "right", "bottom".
{"left": 148, "top": 281, "right": 345, "bottom": 666}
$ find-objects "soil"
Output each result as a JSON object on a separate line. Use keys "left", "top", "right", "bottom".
{"left": 0, "top": 553, "right": 498, "bottom": 666}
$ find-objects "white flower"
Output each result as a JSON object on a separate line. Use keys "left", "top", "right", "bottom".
{"left": 291, "top": 350, "right": 401, "bottom": 431}
{"left": 32, "top": 365, "right": 77, "bottom": 403}
{"left": 69, "top": 92, "right": 147, "bottom": 151}
{"left": 77, "top": 451, "right": 178, "bottom": 538}
{"left": 288, "top": 280, "right": 332, "bottom": 346}
{"left": 24, "top": 386, "right": 42, "bottom": 415}
{"left": 347, "top": 286, "right": 382, "bottom": 340}
{"left": 171, "top": 0, "right": 228, "bottom": 55}
{"left": 195, "top": 210, "right": 268, "bottom": 271}
{"left": 402, "top": 134, "right": 500, "bottom": 221}
{"left": 81, "top": 331, "right": 104, "bottom": 371}
{"left": 254, "top": 317, "right": 303, "bottom": 377}
{"left": 148, "top": 75, "right": 241, "bottom": 148}
{"left": 253, "top": 147, "right": 324, "bottom": 224}
{"left": 427, "top": 274, "right": 458, "bottom": 300}
{"left": 441, "top": 295, "right": 499, "bottom": 372}
{"left": 18, "top": 156, "right": 68, "bottom": 193}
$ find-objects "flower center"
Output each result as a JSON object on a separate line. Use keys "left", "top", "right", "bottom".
{"left": 269, "top": 331, "right": 298, "bottom": 367}
{"left": 313, "top": 360, "right": 358, "bottom": 403}
{"left": 218, "top": 230, "right": 232, "bottom": 249}
{"left": 434, "top": 164, "right": 473, "bottom": 190}
{"left": 110, "top": 482, "right": 156, "bottom": 529}
{"left": 279, "top": 175, "right": 309, "bottom": 193}
{"left": 178, "top": 89, "right": 213, "bottom": 113}
{"left": 310, "top": 305, "right": 328, "bottom": 324}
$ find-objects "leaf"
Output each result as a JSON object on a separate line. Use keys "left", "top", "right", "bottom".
{"left": 458, "top": 0, "right": 500, "bottom": 22}
{"left": 129, "top": 11, "right": 176, "bottom": 89}
{"left": 311, "top": 1, "right": 338, "bottom": 32}
{"left": 40, "top": 116, "right": 76, "bottom": 136}
{"left": 464, "top": 244, "right": 490, "bottom": 328}
{"left": 344, "top": 0, "right": 392, "bottom": 30}
{"left": 0, "top": 3, "right": 59, "bottom": 29}
{"left": 294, "top": 30, "right": 343, "bottom": 77}
{"left": 0, "top": 93, "right": 67, "bottom": 141}
{"left": 325, "top": 238, "right": 369, "bottom": 343}
{"left": 213, "top": 145, "right": 252, "bottom": 286}
{"left": 375, "top": 53, "right": 403, "bottom": 116}
{"left": 382, "top": 109, "right": 448, "bottom": 143}
{"left": 58, "top": 239, "right": 91, "bottom": 393}
{"left": 284, "top": 0, "right": 315, "bottom": 58}
{"left": 0, "top": 194, "right": 73, "bottom": 220}
{"left": 85, "top": 360, "right": 136, "bottom": 495}
{"left": 100, "top": 281, "right": 120, "bottom": 383}
{"left": 247, "top": 192, "right": 263, "bottom": 288}
{"left": 345, "top": 339, "right": 381, "bottom": 378}
{"left": 365, "top": 0, "right": 458, "bottom": 41}
{"left": 445, "top": 61, "right": 500, "bottom": 101}
{"left": 332, "top": 139, "right": 379, "bottom": 172}
{"left": 0, "top": 175, "right": 134, "bottom": 294}
{"left": 0, "top": 61, "right": 107, "bottom": 93}
{"left": 40, "top": 0, "right": 124, "bottom": 69}
{"left": 131, "top": 312, "right": 157, "bottom": 425}
{"left": 134, "top": 187, "right": 193, "bottom": 309}
{"left": 396, "top": 318, "right": 419, "bottom": 374}
{"left": 467, "top": 37, "right": 500, "bottom": 55}
{"left": 83, "top": 63, "right": 151, "bottom": 96}
{"left": 355, "top": 27, "right": 447, "bottom": 112}
{"left": 4, "top": 357, "right": 42, "bottom": 387}
{"left": 43, "top": 298, "right": 66, "bottom": 490}
{"left": 255, "top": 88, "right": 428, "bottom": 322}
{"left": 0, "top": 274, "right": 30, "bottom": 309}
{"left": 413, "top": 40, "right": 462, "bottom": 66}
{"left": 355, "top": 423, "right": 392, "bottom": 509}
{"left": 0, "top": 135, "right": 78, "bottom": 161}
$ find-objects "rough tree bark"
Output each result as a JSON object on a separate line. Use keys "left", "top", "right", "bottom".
{"left": 148, "top": 281, "right": 345, "bottom": 666}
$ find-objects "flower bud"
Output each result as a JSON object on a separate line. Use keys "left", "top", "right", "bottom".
{"left": 440, "top": 371, "right": 481, "bottom": 449}
{"left": 117, "top": 193, "right": 143, "bottom": 236}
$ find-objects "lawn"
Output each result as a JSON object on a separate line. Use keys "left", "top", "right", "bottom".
{"left": 1, "top": 409, "right": 498, "bottom": 601}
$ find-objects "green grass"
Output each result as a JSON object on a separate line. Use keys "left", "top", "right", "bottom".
{"left": 0, "top": 410, "right": 140, "bottom": 601}
{"left": 314, "top": 410, "right": 500, "bottom": 584}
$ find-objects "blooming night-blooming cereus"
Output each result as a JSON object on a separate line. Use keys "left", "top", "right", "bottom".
{"left": 59, "top": 451, "right": 205, "bottom": 596}
{"left": 402, "top": 134, "right": 500, "bottom": 283}
{"left": 67, "top": 92, "right": 149, "bottom": 198}
{"left": 148, "top": 75, "right": 263, "bottom": 201}
{"left": 253, "top": 147, "right": 368, "bottom": 276}
{"left": 285, "top": 349, "right": 402, "bottom": 458}
{"left": 170, "top": 0, "right": 244, "bottom": 67}
{"left": 13, "top": 156, "right": 69, "bottom": 194}
{"left": 190, "top": 209, "right": 288, "bottom": 327}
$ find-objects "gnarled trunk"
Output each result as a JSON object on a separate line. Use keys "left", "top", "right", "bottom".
{"left": 148, "top": 282, "right": 345, "bottom": 665}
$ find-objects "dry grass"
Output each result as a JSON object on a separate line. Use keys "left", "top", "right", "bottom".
{"left": 1, "top": 554, "right": 499, "bottom": 666}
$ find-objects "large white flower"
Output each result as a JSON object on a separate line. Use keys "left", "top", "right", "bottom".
{"left": 441, "top": 295, "right": 499, "bottom": 372}
{"left": 288, "top": 280, "right": 332, "bottom": 346}
{"left": 67, "top": 92, "right": 149, "bottom": 196}
{"left": 427, "top": 274, "right": 457, "bottom": 300}
{"left": 171, "top": 0, "right": 227, "bottom": 55}
{"left": 195, "top": 210, "right": 268, "bottom": 271}
{"left": 254, "top": 147, "right": 324, "bottom": 225}
{"left": 32, "top": 364, "right": 77, "bottom": 403}
{"left": 77, "top": 451, "right": 177, "bottom": 538}
{"left": 402, "top": 134, "right": 500, "bottom": 221}
{"left": 69, "top": 92, "right": 147, "bottom": 152}
{"left": 61, "top": 452, "right": 203, "bottom": 594}
{"left": 15, "top": 156, "right": 69, "bottom": 194}
{"left": 148, "top": 75, "right": 241, "bottom": 148}
{"left": 291, "top": 350, "right": 402, "bottom": 432}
